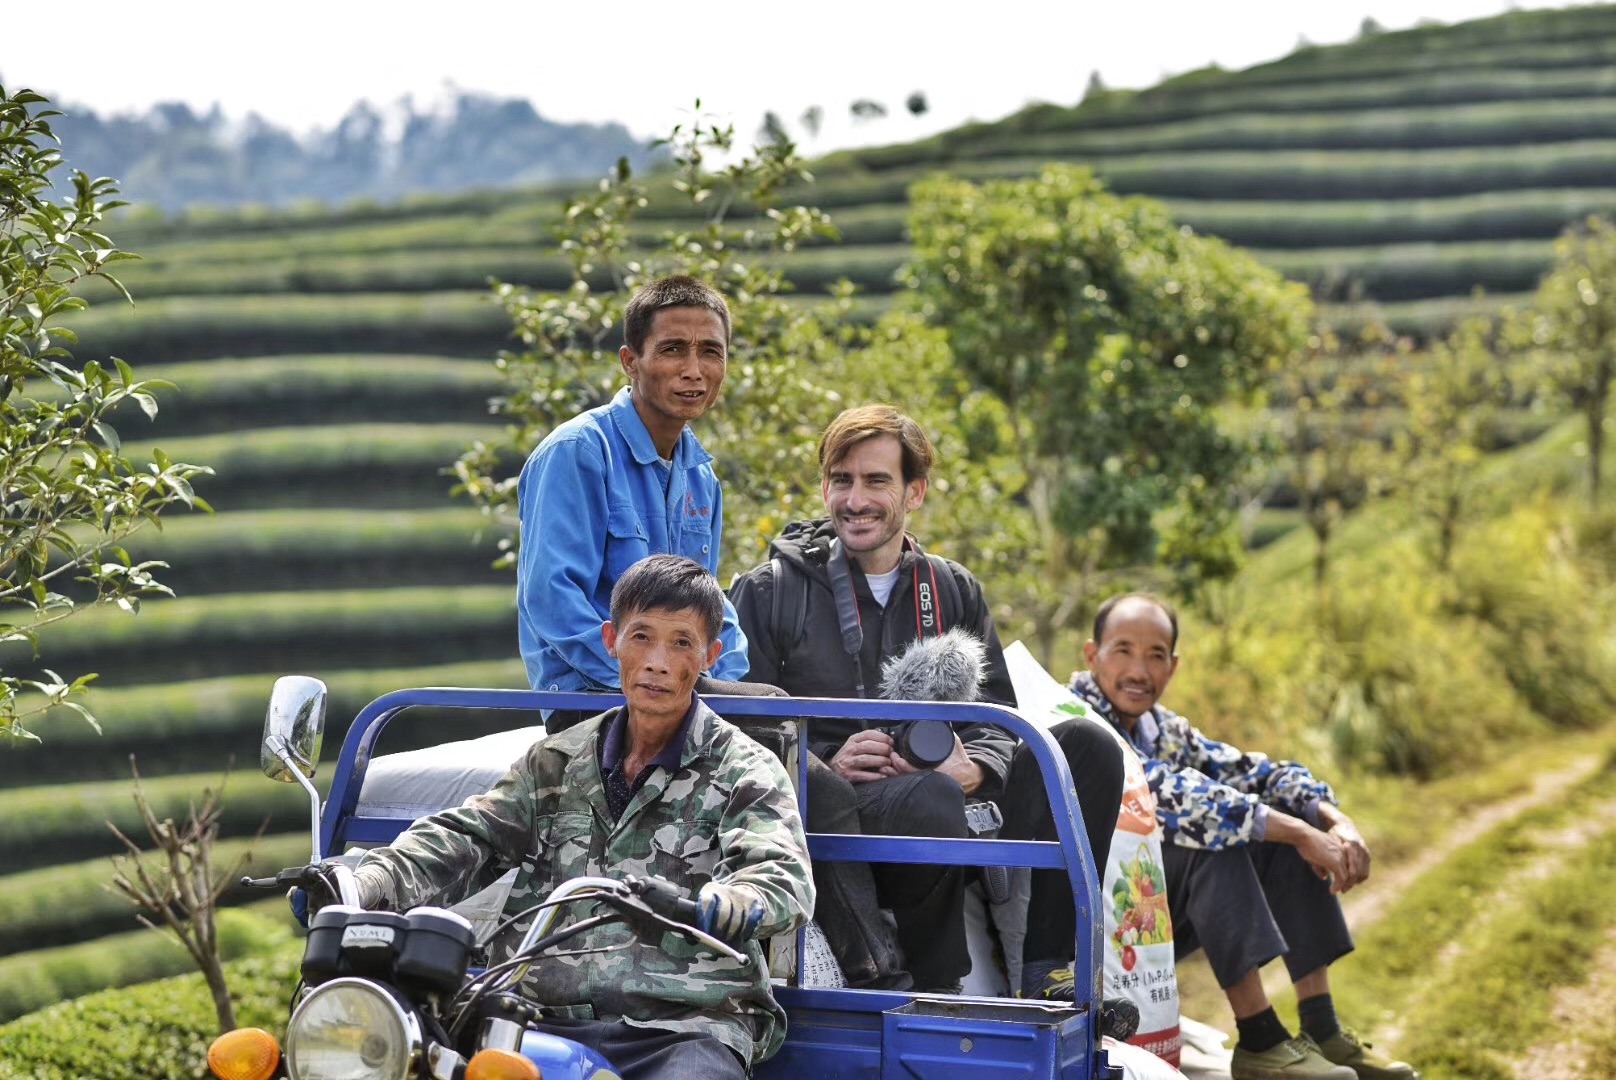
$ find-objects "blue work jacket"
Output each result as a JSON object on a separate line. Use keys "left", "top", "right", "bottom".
{"left": 516, "top": 387, "right": 749, "bottom": 691}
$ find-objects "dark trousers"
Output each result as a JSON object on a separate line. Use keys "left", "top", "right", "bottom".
{"left": 1164, "top": 839, "right": 1354, "bottom": 988}
{"left": 528, "top": 1018, "right": 746, "bottom": 1079}
{"left": 803, "top": 757, "right": 913, "bottom": 990}
{"left": 851, "top": 768, "right": 972, "bottom": 991}
{"left": 1001, "top": 718, "right": 1126, "bottom": 965}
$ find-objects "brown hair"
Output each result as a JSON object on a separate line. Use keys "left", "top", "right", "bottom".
{"left": 622, "top": 275, "right": 732, "bottom": 355}
{"left": 818, "top": 405, "right": 934, "bottom": 484}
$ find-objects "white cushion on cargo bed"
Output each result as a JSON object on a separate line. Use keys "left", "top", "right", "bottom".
{"left": 355, "top": 726, "right": 547, "bottom": 819}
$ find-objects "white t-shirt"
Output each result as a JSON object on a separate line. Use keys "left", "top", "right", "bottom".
{"left": 867, "top": 565, "right": 902, "bottom": 607}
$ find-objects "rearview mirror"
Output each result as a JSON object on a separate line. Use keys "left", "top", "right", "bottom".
{"left": 261, "top": 675, "right": 327, "bottom": 782}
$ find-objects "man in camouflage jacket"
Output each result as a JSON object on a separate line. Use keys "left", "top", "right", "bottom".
{"left": 1071, "top": 593, "right": 1414, "bottom": 1080}
{"left": 354, "top": 556, "right": 813, "bottom": 1078}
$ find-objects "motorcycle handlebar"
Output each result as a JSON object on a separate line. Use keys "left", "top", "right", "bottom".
{"left": 241, "top": 862, "right": 361, "bottom": 907}
{"left": 625, "top": 875, "right": 702, "bottom": 927}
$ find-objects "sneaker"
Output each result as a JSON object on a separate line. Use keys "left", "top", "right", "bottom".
{"left": 1314, "top": 1028, "right": 1419, "bottom": 1079}
{"left": 1023, "top": 965, "right": 1078, "bottom": 1001}
{"left": 1230, "top": 1035, "right": 1357, "bottom": 1080}
{"left": 1020, "top": 967, "right": 1139, "bottom": 1040}
{"left": 1098, "top": 998, "right": 1140, "bottom": 1041}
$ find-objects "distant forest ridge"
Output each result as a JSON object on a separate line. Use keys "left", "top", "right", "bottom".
{"left": 20, "top": 90, "right": 663, "bottom": 211}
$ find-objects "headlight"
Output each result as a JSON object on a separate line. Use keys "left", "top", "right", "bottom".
{"left": 284, "top": 977, "right": 420, "bottom": 1080}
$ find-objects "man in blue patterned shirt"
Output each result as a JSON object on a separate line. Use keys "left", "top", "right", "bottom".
{"left": 1071, "top": 593, "right": 1414, "bottom": 1080}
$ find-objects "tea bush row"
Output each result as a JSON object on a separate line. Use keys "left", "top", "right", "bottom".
{"left": 104, "top": 355, "right": 500, "bottom": 439}
{"left": 0, "top": 774, "right": 315, "bottom": 873}
{"left": 0, "top": 583, "right": 516, "bottom": 687}
{"left": 71, "top": 291, "right": 509, "bottom": 364}
{"left": 0, "top": 904, "right": 296, "bottom": 1028}
{"left": 0, "top": 833, "right": 308, "bottom": 953}
{"left": 89, "top": 506, "right": 509, "bottom": 597}
{"left": 128, "top": 422, "right": 504, "bottom": 511}
{"left": 0, "top": 657, "right": 529, "bottom": 787}
{"left": 950, "top": 97, "right": 1616, "bottom": 161}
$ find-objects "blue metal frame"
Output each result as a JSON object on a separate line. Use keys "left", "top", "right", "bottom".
{"left": 318, "top": 687, "right": 1105, "bottom": 1074}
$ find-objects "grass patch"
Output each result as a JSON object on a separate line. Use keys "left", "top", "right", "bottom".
{"left": 1340, "top": 727, "right": 1616, "bottom": 868}
{"left": 1392, "top": 780, "right": 1616, "bottom": 1078}
{"left": 1327, "top": 749, "right": 1616, "bottom": 1046}
{"left": 1585, "top": 1020, "right": 1616, "bottom": 1079}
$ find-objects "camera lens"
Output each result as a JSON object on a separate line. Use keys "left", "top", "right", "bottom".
{"left": 895, "top": 722, "right": 954, "bottom": 769}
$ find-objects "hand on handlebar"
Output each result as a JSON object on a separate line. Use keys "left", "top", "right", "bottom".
{"left": 696, "top": 881, "right": 763, "bottom": 945}
{"left": 242, "top": 863, "right": 359, "bottom": 926}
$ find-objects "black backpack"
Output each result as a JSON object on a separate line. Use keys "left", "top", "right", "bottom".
{"left": 762, "top": 551, "right": 964, "bottom": 663}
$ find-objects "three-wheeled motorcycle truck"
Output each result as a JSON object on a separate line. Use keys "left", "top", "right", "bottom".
{"left": 205, "top": 680, "right": 1124, "bottom": 1080}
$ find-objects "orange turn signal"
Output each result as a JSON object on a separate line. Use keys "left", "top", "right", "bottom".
{"left": 466, "top": 1047, "right": 542, "bottom": 1080}
{"left": 206, "top": 1027, "right": 281, "bottom": 1080}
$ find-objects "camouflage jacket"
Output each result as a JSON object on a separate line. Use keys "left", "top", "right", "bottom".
{"left": 353, "top": 699, "right": 814, "bottom": 1064}
{"left": 1069, "top": 672, "right": 1337, "bottom": 851}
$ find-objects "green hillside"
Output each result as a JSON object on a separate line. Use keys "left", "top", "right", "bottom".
{"left": 11, "top": 0, "right": 1616, "bottom": 1024}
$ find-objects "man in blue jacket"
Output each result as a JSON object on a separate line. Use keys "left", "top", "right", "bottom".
{"left": 517, "top": 276, "right": 749, "bottom": 731}
{"left": 1070, "top": 592, "right": 1413, "bottom": 1080}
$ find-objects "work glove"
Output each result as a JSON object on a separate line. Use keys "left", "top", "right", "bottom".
{"left": 695, "top": 881, "right": 764, "bottom": 944}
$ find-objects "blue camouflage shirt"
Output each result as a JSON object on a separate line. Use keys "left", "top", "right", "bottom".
{"left": 1069, "top": 671, "right": 1337, "bottom": 850}
{"left": 516, "top": 387, "right": 749, "bottom": 692}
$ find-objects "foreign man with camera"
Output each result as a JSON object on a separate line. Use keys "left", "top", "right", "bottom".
{"left": 730, "top": 405, "right": 1124, "bottom": 999}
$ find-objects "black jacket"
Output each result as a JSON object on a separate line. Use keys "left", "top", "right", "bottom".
{"left": 729, "top": 518, "right": 1018, "bottom": 798}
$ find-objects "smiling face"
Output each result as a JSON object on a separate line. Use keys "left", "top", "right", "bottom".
{"left": 602, "top": 605, "right": 723, "bottom": 732}
{"left": 822, "top": 433, "right": 927, "bottom": 576}
{"left": 1082, "top": 597, "right": 1178, "bottom": 728}
{"left": 619, "top": 306, "right": 728, "bottom": 457}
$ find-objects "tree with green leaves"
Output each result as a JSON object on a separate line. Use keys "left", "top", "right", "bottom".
{"left": 451, "top": 109, "right": 841, "bottom": 575}
{"left": 453, "top": 108, "right": 1030, "bottom": 598}
{"left": 1276, "top": 327, "right": 1399, "bottom": 586}
{"left": 1394, "top": 316, "right": 1510, "bottom": 570}
{"left": 1526, "top": 215, "right": 1616, "bottom": 503}
{"left": 1, "top": 86, "right": 211, "bottom": 743}
{"left": 906, "top": 165, "right": 1313, "bottom": 663}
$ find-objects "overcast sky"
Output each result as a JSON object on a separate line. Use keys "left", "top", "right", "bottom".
{"left": 2, "top": 0, "right": 1586, "bottom": 153}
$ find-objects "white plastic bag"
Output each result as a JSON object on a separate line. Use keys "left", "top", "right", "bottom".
{"left": 1005, "top": 642, "right": 1182, "bottom": 1067}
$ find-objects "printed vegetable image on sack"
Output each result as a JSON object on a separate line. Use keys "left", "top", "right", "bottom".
{"left": 1113, "top": 848, "right": 1171, "bottom": 948}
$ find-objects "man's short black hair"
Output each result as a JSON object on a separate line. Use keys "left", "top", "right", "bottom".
{"left": 622, "top": 276, "right": 732, "bottom": 355}
{"left": 610, "top": 554, "right": 725, "bottom": 643}
{"left": 1092, "top": 592, "right": 1179, "bottom": 652}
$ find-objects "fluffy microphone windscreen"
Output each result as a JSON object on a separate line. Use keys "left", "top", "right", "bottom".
{"left": 878, "top": 628, "right": 987, "bottom": 702}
